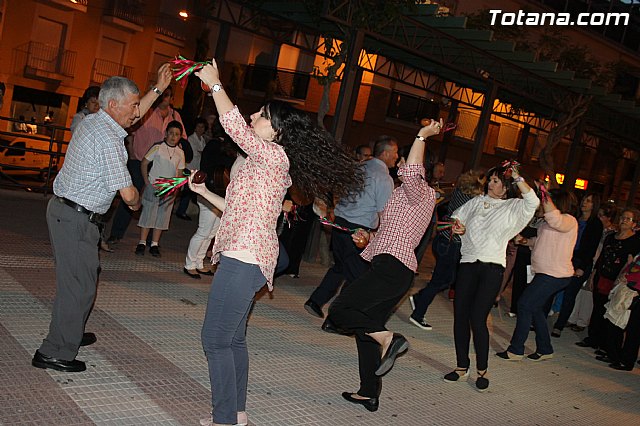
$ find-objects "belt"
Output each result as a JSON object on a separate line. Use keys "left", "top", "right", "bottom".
{"left": 57, "top": 197, "right": 103, "bottom": 223}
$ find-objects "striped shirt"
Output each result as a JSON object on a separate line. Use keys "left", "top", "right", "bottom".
{"left": 53, "top": 109, "right": 131, "bottom": 214}
{"left": 361, "top": 163, "right": 436, "bottom": 272}
{"left": 452, "top": 190, "right": 540, "bottom": 267}
{"left": 439, "top": 188, "right": 474, "bottom": 242}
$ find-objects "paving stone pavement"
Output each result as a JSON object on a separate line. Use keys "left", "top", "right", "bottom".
{"left": 0, "top": 189, "right": 638, "bottom": 425}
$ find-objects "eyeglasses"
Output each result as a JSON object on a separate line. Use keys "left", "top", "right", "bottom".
{"left": 620, "top": 216, "right": 635, "bottom": 222}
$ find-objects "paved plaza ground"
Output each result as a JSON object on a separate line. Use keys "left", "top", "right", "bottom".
{"left": 0, "top": 189, "right": 638, "bottom": 425}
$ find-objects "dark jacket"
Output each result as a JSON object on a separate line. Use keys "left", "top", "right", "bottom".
{"left": 572, "top": 216, "right": 603, "bottom": 271}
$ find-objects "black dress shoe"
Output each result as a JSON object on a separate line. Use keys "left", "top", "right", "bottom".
{"left": 594, "top": 349, "right": 607, "bottom": 356}
{"left": 595, "top": 355, "right": 613, "bottom": 363}
{"left": 609, "top": 362, "right": 634, "bottom": 371}
{"left": 183, "top": 268, "right": 202, "bottom": 279}
{"left": 80, "top": 332, "right": 97, "bottom": 347}
{"left": 304, "top": 299, "right": 324, "bottom": 318}
{"left": 176, "top": 213, "right": 192, "bottom": 221}
{"left": 576, "top": 339, "right": 597, "bottom": 349}
{"left": 376, "top": 333, "right": 409, "bottom": 376}
{"left": 32, "top": 350, "right": 86, "bottom": 372}
{"left": 321, "top": 318, "right": 353, "bottom": 335}
{"left": 341, "top": 392, "right": 379, "bottom": 412}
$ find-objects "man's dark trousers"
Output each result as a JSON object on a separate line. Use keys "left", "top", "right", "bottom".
{"left": 39, "top": 198, "right": 100, "bottom": 361}
{"left": 308, "top": 216, "right": 369, "bottom": 307}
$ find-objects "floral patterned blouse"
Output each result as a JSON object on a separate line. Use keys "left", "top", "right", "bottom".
{"left": 213, "top": 107, "right": 291, "bottom": 289}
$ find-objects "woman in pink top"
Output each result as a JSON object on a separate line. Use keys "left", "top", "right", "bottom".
{"left": 191, "top": 60, "right": 363, "bottom": 426}
{"left": 496, "top": 189, "right": 578, "bottom": 362}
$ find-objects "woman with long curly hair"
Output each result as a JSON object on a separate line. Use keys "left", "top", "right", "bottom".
{"left": 190, "top": 59, "right": 363, "bottom": 426}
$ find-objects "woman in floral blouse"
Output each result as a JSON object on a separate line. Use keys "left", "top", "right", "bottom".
{"left": 191, "top": 59, "right": 363, "bottom": 426}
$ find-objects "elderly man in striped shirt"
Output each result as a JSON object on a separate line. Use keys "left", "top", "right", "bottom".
{"left": 32, "top": 65, "right": 172, "bottom": 373}
{"left": 327, "top": 118, "right": 442, "bottom": 412}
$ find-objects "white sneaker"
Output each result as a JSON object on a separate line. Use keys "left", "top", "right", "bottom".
{"left": 409, "top": 316, "right": 433, "bottom": 331}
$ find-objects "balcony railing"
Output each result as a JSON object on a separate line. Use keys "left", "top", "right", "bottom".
{"left": 13, "top": 42, "right": 77, "bottom": 79}
{"left": 91, "top": 58, "right": 134, "bottom": 85}
{"left": 156, "top": 13, "right": 186, "bottom": 41}
{"left": 243, "top": 65, "right": 311, "bottom": 101}
{"left": 104, "top": 0, "right": 145, "bottom": 27}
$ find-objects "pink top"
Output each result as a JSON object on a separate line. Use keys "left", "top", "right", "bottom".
{"left": 361, "top": 163, "right": 435, "bottom": 272}
{"left": 530, "top": 209, "right": 578, "bottom": 278}
{"left": 213, "top": 107, "right": 291, "bottom": 289}
{"left": 131, "top": 107, "right": 186, "bottom": 161}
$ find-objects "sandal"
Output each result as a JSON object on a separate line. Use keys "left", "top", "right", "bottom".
{"left": 476, "top": 369, "right": 489, "bottom": 392}
{"left": 443, "top": 367, "right": 469, "bottom": 383}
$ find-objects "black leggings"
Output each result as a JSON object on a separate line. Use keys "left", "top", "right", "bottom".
{"left": 453, "top": 261, "right": 505, "bottom": 371}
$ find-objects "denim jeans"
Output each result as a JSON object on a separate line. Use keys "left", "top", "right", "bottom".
{"left": 553, "top": 263, "right": 592, "bottom": 330}
{"left": 411, "top": 234, "right": 461, "bottom": 321}
{"left": 508, "top": 274, "right": 571, "bottom": 355}
{"left": 201, "top": 255, "right": 266, "bottom": 424}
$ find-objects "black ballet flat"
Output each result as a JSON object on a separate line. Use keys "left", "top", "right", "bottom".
{"left": 341, "top": 392, "right": 379, "bottom": 412}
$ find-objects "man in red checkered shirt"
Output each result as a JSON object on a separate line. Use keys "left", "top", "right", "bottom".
{"left": 328, "top": 118, "right": 442, "bottom": 412}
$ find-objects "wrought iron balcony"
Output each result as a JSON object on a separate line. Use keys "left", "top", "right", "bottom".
{"left": 156, "top": 13, "right": 187, "bottom": 41}
{"left": 91, "top": 59, "right": 134, "bottom": 85}
{"left": 13, "top": 42, "right": 77, "bottom": 80}
{"left": 104, "top": 0, "right": 145, "bottom": 28}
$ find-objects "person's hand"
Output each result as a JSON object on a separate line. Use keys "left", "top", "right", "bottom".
{"left": 352, "top": 228, "right": 370, "bottom": 249}
{"left": 452, "top": 218, "right": 465, "bottom": 235}
{"left": 397, "top": 157, "right": 406, "bottom": 168}
{"left": 195, "top": 58, "right": 221, "bottom": 89}
{"left": 128, "top": 201, "right": 141, "bottom": 212}
{"left": 188, "top": 170, "right": 208, "bottom": 195}
{"left": 282, "top": 199, "right": 293, "bottom": 213}
{"left": 574, "top": 268, "right": 584, "bottom": 277}
{"left": 418, "top": 118, "right": 443, "bottom": 139}
{"left": 155, "top": 63, "right": 172, "bottom": 92}
{"left": 511, "top": 164, "right": 521, "bottom": 180}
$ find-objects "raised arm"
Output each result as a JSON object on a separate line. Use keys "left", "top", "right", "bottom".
{"left": 195, "top": 59, "right": 233, "bottom": 117}
{"left": 407, "top": 118, "right": 443, "bottom": 165}
{"left": 134, "top": 63, "right": 173, "bottom": 126}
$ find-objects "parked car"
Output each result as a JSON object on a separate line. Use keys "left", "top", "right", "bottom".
{"left": 0, "top": 136, "right": 65, "bottom": 181}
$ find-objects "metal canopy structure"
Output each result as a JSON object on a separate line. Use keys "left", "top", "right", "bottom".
{"left": 250, "top": 1, "right": 640, "bottom": 147}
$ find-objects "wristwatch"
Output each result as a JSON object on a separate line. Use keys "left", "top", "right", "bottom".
{"left": 151, "top": 86, "right": 162, "bottom": 95}
{"left": 415, "top": 135, "right": 426, "bottom": 141}
{"left": 211, "top": 83, "right": 223, "bottom": 93}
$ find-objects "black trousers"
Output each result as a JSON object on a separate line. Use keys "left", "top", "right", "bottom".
{"left": 309, "top": 217, "right": 369, "bottom": 307}
{"left": 605, "top": 297, "right": 640, "bottom": 366}
{"left": 453, "top": 261, "right": 504, "bottom": 371}
{"left": 587, "top": 278, "right": 609, "bottom": 349}
{"left": 329, "top": 254, "right": 414, "bottom": 397}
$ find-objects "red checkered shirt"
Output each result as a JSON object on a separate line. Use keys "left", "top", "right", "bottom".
{"left": 361, "top": 163, "right": 436, "bottom": 272}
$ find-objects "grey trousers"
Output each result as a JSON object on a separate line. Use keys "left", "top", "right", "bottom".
{"left": 201, "top": 255, "right": 266, "bottom": 424}
{"left": 39, "top": 197, "right": 100, "bottom": 360}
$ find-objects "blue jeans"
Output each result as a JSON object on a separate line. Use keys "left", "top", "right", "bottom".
{"left": 201, "top": 255, "right": 266, "bottom": 424}
{"left": 553, "top": 263, "right": 592, "bottom": 330}
{"left": 411, "top": 234, "right": 461, "bottom": 321}
{"left": 508, "top": 274, "right": 571, "bottom": 355}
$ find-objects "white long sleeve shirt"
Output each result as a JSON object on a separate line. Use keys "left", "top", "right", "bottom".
{"left": 452, "top": 190, "right": 540, "bottom": 267}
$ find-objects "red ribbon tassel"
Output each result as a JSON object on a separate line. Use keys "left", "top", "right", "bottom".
{"left": 170, "top": 55, "right": 211, "bottom": 88}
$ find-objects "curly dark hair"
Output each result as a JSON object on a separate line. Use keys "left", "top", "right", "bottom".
{"left": 265, "top": 100, "right": 364, "bottom": 203}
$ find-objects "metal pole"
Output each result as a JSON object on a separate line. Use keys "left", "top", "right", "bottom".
{"left": 331, "top": 29, "right": 364, "bottom": 144}
{"left": 470, "top": 81, "right": 498, "bottom": 169}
